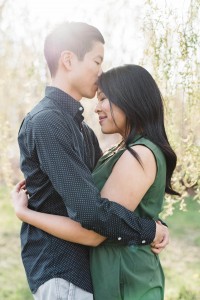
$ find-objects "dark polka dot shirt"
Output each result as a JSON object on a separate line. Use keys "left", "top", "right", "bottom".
{"left": 18, "top": 86, "right": 156, "bottom": 294}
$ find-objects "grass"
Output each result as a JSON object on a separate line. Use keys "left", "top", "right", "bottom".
{"left": 0, "top": 186, "right": 32, "bottom": 300}
{"left": 0, "top": 186, "right": 200, "bottom": 299}
{"left": 161, "top": 198, "right": 200, "bottom": 299}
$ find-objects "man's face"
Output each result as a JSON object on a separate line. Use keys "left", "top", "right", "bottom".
{"left": 70, "top": 41, "right": 104, "bottom": 100}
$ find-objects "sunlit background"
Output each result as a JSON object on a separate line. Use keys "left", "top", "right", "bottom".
{"left": 0, "top": 0, "right": 200, "bottom": 299}
{"left": 1, "top": 0, "right": 193, "bottom": 66}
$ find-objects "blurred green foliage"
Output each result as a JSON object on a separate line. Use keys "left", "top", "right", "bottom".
{"left": 0, "top": 0, "right": 199, "bottom": 215}
{"left": 0, "top": 1, "right": 199, "bottom": 299}
{"left": 0, "top": 186, "right": 199, "bottom": 299}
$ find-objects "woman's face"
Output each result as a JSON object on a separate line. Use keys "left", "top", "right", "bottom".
{"left": 95, "top": 89, "right": 127, "bottom": 137}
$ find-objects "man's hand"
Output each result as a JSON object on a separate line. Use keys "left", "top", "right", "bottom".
{"left": 11, "top": 180, "right": 29, "bottom": 220}
{"left": 151, "top": 221, "right": 169, "bottom": 254}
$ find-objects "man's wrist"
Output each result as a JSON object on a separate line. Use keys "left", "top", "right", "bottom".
{"left": 139, "top": 218, "right": 156, "bottom": 245}
{"left": 158, "top": 218, "right": 168, "bottom": 227}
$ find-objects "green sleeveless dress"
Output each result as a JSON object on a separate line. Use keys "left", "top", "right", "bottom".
{"left": 90, "top": 135, "right": 166, "bottom": 300}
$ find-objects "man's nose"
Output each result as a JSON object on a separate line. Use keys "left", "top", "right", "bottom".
{"left": 98, "top": 67, "right": 103, "bottom": 77}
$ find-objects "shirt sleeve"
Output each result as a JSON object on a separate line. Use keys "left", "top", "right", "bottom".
{"left": 28, "top": 111, "right": 156, "bottom": 245}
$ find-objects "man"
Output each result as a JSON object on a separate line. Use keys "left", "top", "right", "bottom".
{"left": 15, "top": 22, "right": 168, "bottom": 299}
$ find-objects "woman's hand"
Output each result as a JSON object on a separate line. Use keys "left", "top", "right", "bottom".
{"left": 11, "top": 180, "right": 106, "bottom": 246}
{"left": 11, "top": 180, "right": 29, "bottom": 220}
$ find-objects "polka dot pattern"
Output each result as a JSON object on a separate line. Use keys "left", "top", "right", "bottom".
{"left": 18, "top": 86, "right": 156, "bottom": 294}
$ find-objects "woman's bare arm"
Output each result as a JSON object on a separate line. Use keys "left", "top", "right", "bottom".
{"left": 12, "top": 147, "right": 167, "bottom": 252}
{"left": 100, "top": 145, "right": 157, "bottom": 211}
{"left": 11, "top": 182, "right": 106, "bottom": 247}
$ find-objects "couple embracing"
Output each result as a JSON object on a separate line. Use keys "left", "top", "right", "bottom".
{"left": 12, "top": 21, "right": 179, "bottom": 300}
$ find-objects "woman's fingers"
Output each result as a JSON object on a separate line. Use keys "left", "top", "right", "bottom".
{"left": 13, "top": 180, "right": 26, "bottom": 193}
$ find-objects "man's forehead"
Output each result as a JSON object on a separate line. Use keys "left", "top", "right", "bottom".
{"left": 89, "top": 41, "right": 104, "bottom": 57}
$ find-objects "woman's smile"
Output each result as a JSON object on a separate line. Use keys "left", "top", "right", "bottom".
{"left": 98, "top": 115, "right": 107, "bottom": 125}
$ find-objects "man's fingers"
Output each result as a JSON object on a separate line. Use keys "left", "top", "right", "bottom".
{"left": 151, "top": 247, "right": 164, "bottom": 254}
{"left": 154, "top": 236, "right": 169, "bottom": 249}
{"left": 156, "top": 242, "right": 169, "bottom": 249}
{"left": 151, "top": 221, "right": 169, "bottom": 254}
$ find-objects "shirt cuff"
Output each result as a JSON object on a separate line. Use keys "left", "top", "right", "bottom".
{"left": 141, "top": 218, "right": 156, "bottom": 245}
{"left": 128, "top": 218, "right": 156, "bottom": 246}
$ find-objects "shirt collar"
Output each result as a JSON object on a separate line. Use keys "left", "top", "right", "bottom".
{"left": 45, "top": 86, "right": 84, "bottom": 125}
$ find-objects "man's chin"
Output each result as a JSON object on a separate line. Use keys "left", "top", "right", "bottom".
{"left": 85, "top": 92, "right": 96, "bottom": 99}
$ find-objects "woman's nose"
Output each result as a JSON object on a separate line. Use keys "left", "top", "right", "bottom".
{"left": 94, "top": 102, "right": 102, "bottom": 113}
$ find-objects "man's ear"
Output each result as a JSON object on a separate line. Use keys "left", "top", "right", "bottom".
{"left": 60, "top": 50, "right": 74, "bottom": 70}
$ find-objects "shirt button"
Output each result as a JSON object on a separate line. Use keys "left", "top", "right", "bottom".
{"left": 118, "top": 237, "right": 122, "bottom": 241}
{"left": 142, "top": 240, "right": 146, "bottom": 244}
{"left": 79, "top": 107, "right": 83, "bottom": 111}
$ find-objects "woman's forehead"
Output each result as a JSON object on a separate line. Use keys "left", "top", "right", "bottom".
{"left": 97, "top": 88, "right": 104, "bottom": 97}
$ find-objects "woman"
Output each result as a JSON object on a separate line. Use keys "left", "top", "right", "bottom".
{"left": 12, "top": 64, "right": 179, "bottom": 299}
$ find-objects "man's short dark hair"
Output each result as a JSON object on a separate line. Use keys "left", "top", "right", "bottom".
{"left": 44, "top": 22, "right": 105, "bottom": 77}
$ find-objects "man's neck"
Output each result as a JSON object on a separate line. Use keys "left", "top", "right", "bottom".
{"left": 51, "top": 77, "right": 81, "bottom": 102}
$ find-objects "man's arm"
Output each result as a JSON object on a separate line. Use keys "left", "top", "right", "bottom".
{"left": 26, "top": 111, "right": 164, "bottom": 245}
{"left": 11, "top": 183, "right": 106, "bottom": 247}
{"left": 11, "top": 181, "right": 167, "bottom": 254}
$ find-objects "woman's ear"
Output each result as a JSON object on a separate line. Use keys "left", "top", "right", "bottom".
{"left": 60, "top": 50, "right": 73, "bottom": 70}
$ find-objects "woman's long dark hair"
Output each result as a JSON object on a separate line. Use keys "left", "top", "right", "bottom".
{"left": 98, "top": 64, "right": 179, "bottom": 196}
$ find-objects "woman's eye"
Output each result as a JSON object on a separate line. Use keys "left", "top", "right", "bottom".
{"left": 95, "top": 61, "right": 100, "bottom": 65}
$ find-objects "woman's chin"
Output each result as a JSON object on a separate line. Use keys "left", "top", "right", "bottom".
{"left": 101, "top": 128, "right": 109, "bottom": 135}
{"left": 101, "top": 128, "right": 116, "bottom": 135}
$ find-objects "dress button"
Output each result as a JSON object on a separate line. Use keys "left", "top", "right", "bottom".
{"left": 142, "top": 240, "right": 146, "bottom": 244}
{"left": 118, "top": 237, "right": 122, "bottom": 241}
